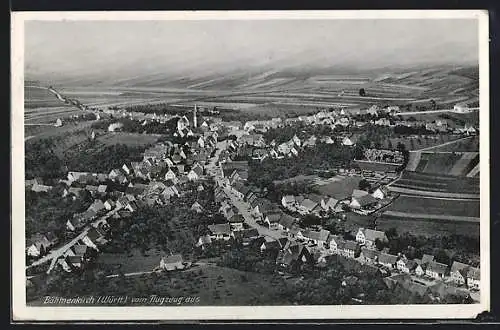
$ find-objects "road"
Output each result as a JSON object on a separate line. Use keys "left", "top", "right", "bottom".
{"left": 395, "top": 107, "right": 479, "bottom": 116}
{"left": 27, "top": 207, "right": 122, "bottom": 271}
{"left": 28, "top": 228, "right": 91, "bottom": 269}
{"left": 223, "top": 186, "right": 286, "bottom": 240}
{"left": 414, "top": 136, "right": 474, "bottom": 152}
{"left": 382, "top": 210, "right": 480, "bottom": 223}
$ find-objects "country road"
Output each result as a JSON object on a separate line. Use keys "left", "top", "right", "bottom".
{"left": 395, "top": 107, "right": 479, "bottom": 116}
{"left": 223, "top": 186, "right": 286, "bottom": 240}
{"left": 414, "top": 136, "right": 474, "bottom": 152}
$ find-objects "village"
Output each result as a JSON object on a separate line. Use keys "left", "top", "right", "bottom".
{"left": 26, "top": 99, "right": 480, "bottom": 304}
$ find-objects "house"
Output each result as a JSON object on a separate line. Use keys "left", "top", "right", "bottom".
{"left": 251, "top": 198, "right": 275, "bottom": 218}
{"left": 31, "top": 183, "right": 53, "bottom": 193}
{"left": 415, "top": 263, "right": 427, "bottom": 277}
{"left": 234, "top": 228, "right": 260, "bottom": 246}
{"left": 342, "top": 136, "right": 358, "bottom": 146}
{"left": 187, "top": 169, "right": 200, "bottom": 181}
{"left": 281, "top": 195, "right": 296, "bottom": 209}
{"left": 88, "top": 199, "right": 106, "bottom": 214}
{"left": 341, "top": 240, "right": 360, "bottom": 259}
{"left": 276, "top": 243, "right": 313, "bottom": 269}
{"left": 355, "top": 228, "right": 388, "bottom": 248}
{"left": 450, "top": 261, "right": 470, "bottom": 286}
{"left": 297, "top": 198, "right": 321, "bottom": 215}
{"left": 278, "top": 214, "right": 297, "bottom": 232}
{"left": 81, "top": 228, "right": 106, "bottom": 251}
{"left": 160, "top": 254, "right": 185, "bottom": 271}
{"left": 425, "top": 261, "right": 449, "bottom": 279}
{"left": 371, "top": 186, "right": 388, "bottom": 200}
{"left": 188, "top": 201, "right": 203, "bottom": 213}
{"left": 300, "top": 229, "right": 331, "bottom": 248}
{"left": 26, "top": 233, "right": 53, "bottom": 257}
{"left": 466, "top": 267, "right": 480, "bottom": 290}
{"left": 97, "top": 185, "right": 108, "bottom": 195}
{"left": 396, "top": 258, "right": 418, "bottom": 274}
{"left": 207, "top": 223, "right": 233, "bottom": 241}
{"left": 327, "top": 235, "right": 344, "bottom": 254}
{"left": 228, "top": 214, "right": 245, "bottom": 231}
{"left": 349, "top": 193, "right": 379, "bottom": 211}
{"left": 323, "top": 197, "right": 341, "bottom": 212}
{"left": 263, "top": 211, "right": 283, "bottom": 229}
{"left": 196, "top": 235, "right": 212, "bottom": 250}
{"left": 378, "top": 253, "right": 398, "bottom": 269}
{"left": 260, "top": 237, "right": 289, "bottom": 253}
{"left": 359, "top": 247, "right": 380, "bottom": 264}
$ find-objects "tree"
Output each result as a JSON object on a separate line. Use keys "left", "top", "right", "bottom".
{"left": 430, "top": 99, "right": 437, "bottom": 110}
{"left": 359, "top": 88, "right": 366, "bottom": 97}
{"left": 358, "top": 179, "right": 371, "bottom": 191}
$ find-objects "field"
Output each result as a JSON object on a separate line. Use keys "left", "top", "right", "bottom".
{"left": 26, "top": 65, "right": 478, "bottom": 120}
{"left": 385, "top": 195, "right": 480, "bottom": 218}
{"left": 96, "top": 248, "right": 164, "bottom": 274}
{"left": 97, "top": 132, "right": 160, "bottom": 146}
{"left": 430, "top": 136, "right": 479, "bottom": 152}
{"left": 376, "top": 215, "right": 480, "bottom": 238}
{"left": 25, "top": 121, "right": 96, "bottom": 144}
{"left": 313, "top": 175, "right": 363, "bottom": 200}
{"left": 391, "top": 171, "right": 480, "bottom": 196}
{"left": 380, "top": 134, "right": 462, "bottom": 151}
{"left": 29, "top": 264, "right": 292, "bottom": 306}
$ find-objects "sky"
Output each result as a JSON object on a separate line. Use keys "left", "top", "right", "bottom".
{"left": 24, "top": 19, "right": 479, "bottom": 84}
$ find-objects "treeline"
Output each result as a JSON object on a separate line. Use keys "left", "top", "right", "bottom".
{"left": 91, "top": 118, "right": 178, "bottom": 135}
{"left": 105, "top": 182, "right": 220, "bottom": 258}
{"left": 25, "top": 138, "right": 148, "bottom": 180}
{"left": 25, "top": 187, "right": 93, "bottom": 239}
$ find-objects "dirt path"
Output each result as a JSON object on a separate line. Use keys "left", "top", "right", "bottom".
{"left": 414, "top": 136, "right": 473, "bottom": 152}
{"left": 382, "top": 210, "right": 480, "bottom": 223}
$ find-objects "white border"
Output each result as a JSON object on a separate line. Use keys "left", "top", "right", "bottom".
{"left": 11, "top": 10, "right": 490, "bottom": 321}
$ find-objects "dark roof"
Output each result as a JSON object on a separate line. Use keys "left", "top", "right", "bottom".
{"left": 379, "top": 253, "right": 398, "bottom": 264}
{"left": 343, "top": 240, "right": 360, "bottom": 251}
{"left": 360, "top": 247, "right": 380, "bottom": 260}
{"left": 207, "top": 223, "right": 231, "bottom": 235}
{"left": 162, "top": 254, "right": 183, "bottom": 264}
{"left": 427, "top": 261, "right": 449, "bottom": 274}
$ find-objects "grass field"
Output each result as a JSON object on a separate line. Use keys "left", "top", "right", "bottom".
{"left": 376, "top": 215, "right": 480, "bottom": 238}
{"left": 414, "top": 152, "right": 463, "bottom": 175}
{"left": 97, "top": 132, "right": 160, "bottom": 146}
{"left": 430, "top": 136, "right": 479, "bottom": 152}
{"left": 96, "top": 248, "right": 164, "bottom": 274}
{"left": 313, "top": 175, "right": 362, "bottom": 200}
{"left": 29, "top": 264, "right": 292, "bottom": 306}
{"left": 386, "top": 195, "right": 480, "bottom": 218}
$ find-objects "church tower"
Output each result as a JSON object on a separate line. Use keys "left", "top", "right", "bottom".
{"left": 193, "top": 104, "right": 198, "bottom": 128}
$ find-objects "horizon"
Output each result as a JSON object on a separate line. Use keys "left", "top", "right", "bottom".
{"left": 25, "top": 19, "right": 479, "bottom": 86}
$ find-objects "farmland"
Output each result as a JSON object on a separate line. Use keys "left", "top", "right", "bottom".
{"left": 430, "top": 136, "right": 479, "bottom": 152}
{"left": 380, "top": 134, "right": 463, "bottom": 151}
{"left": 96, "top": 248, "right": 165, "bottom": 275}
{"left": 96, "top": 132, "right": 160, "bottom": 147}
{"left": 376, "top": 215, "right": 479, "bottom": 238}
{"left": 313, "top": 175, "right": 363, "bottom": 200}
{"left": 390, "top": 171, "right": 480, "bottom": 196}
{"left": 385, "top": 195, "right": 480, "bottom": 218}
